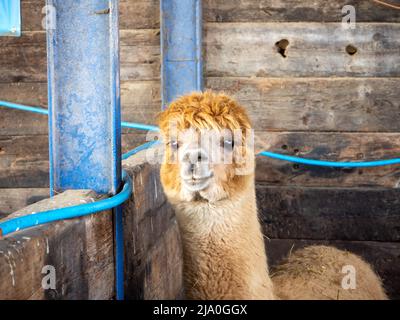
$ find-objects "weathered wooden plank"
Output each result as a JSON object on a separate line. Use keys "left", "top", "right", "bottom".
{"left": 20, "top": 0, "right": 46, "bottom": 32}
{"left": 207, "top": 77, "right": 400, "bottom": 132}
{"left": 7, "top": 76, "right": 399, "bottom": 134}
{"left": 257, "top": 185, "right": 400, "bottom": 242}
{"left": 5, "top": 23, "right": 400, "bottom": 82}
{"left": 0, "top": 105, "right": 160, "bottom": 137}
{"left": 0, "top": 82, "right": 47, "bottom": 106}
{"left": 255, "top": 131, "right": 400, "bottom": 187}
{"left": 204, "top": 0, "right": 400, "bottom": 23}
{"left": 0, "top": 87, "right": 48, "bottom": 138}
{"left": 123, "top": 77, "right": 400, "bottom": 132}
{"left": 123, "top": 159, "right": 166, "bottom": 222}
{"left": 0, "top": 132, "right": 47, "bottom": 155}
{"left": 1, "top": 132, "right": 400, "bottom": 188}
{"left": 0, "top": 135, "right": 50, "bottom": 188}
{"left": 265, "top": 239, "right": 400, "bottom": 299}
{"left": 121, "top": 80, "right": 161, "bottom": 105}
{"left": 0, "top": 83, "right": 160, "bottom": 136}
{"left": 205, "top": 23, "right": 400, "bottom": 77}
{"left": 0, "top": 109, "right": 48, "bottom": 136}
{"left": 0, "top": 32, "right": 47, "bottom": 83}
{"left": 0, "top": 133, "right": 149, "bottom": 188}
{"left": 0, "top": 29, "right": 160, "bottom": 47}
{"left": 0, "top": 30, "right": 160, "bottom": 83}
{"left": 0, "top": 188, "right": 48, "bottom": 217}
{"left": 119, "top": 0, "right": 160, "bottom": 30}
{"left": 122, "top": 157, "right": 183, "bottom": 300}
{"left": 2, "top": 77, "right": 400, "bottom": 135}
{"left": 120, "top": 49, "right": 160, "bottom": 81}
{"left": 4, "top": 75, "right": 399, "bottom": 134}
{"left": 0, "top": 80, "right": 158, "bottom": 109}
{"left": 21, "top": 0, "right": 161, "bottom": 31}
{"left": 21, "top": 0, "right": 400, "bottom": 32}
{"left": 0, "top": 190, "right": 114, "bottom": 299}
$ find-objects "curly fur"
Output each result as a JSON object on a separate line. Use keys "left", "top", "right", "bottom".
{"left": 272, "top": 245, "right": 387, "bottom": 300}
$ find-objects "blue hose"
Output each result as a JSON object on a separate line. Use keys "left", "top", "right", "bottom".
{"left": 121, "top": 121, "right": 159, "bottom": 132}
{"left": 2, "top": 100, "right": 399, "bottom": 168}
{"left": 0, "top": 100, "right": 49, "bottom": 115}
{"left": 0, "top": 170, "right": 132, "bottom": 237}
{"left": 0, "top": 101, "right": 159, "bottom": 131}
{"left": 259, "top": 151, "right": 400, "bottom": 168}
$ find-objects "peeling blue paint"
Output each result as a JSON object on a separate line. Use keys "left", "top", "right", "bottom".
{"left": 161, "top": 0, "right": 203, "bottom": 108}
{"left": 46, "top": 0, "right": 121, "bottom": 195}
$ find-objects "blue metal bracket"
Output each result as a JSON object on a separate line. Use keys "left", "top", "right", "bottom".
{"left": 0, "top": 0, "right": 21, "bottom": 36}
{"left": 46, "top": 0, "right": 121, "bottom": 195}
{"left": 161, "top": 0, "right": 203, "bottom": 108}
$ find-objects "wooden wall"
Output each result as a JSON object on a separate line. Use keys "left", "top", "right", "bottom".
{"left": 0, "top": 0, "right": 399, "bottom": 298}
{"left": 122, "top": 154, "right": 184, "bottom": 299}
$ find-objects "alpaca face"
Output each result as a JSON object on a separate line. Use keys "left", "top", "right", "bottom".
{"left": 175, "top": 127, "right": 215, "bottom": 193}
{"left": 158, "top": 91, "right": 255, "bottom": 204}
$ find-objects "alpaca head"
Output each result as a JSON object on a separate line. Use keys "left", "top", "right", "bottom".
{"left": 158, "top": 91, "right": 255, "bottom": 204}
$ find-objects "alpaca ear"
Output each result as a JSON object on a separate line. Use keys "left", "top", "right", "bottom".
{"left": 253, "top": 133, "right": 279, "bottom": 155}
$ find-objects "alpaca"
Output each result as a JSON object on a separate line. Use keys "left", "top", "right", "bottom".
{"left": 157, "top": 91, "right": 387, "bottom": 300}
{"left": 271, "top": 245, "right": 387, "bottom": 300}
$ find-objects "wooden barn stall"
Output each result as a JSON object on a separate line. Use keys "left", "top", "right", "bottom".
{"left": 0, "top": 0, "right": 399, "bottom": 299}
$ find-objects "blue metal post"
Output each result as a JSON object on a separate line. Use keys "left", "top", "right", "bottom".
{"left": 161, "top": 0, "right": 203, "bottom": 108}
{"left": 46, "top": 0, "right": 123, "bottom": 299}
{"left": 46, "top": 0, "right": 121, "bottom": 195}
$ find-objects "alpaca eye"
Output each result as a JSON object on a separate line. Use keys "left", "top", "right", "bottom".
{"left": 222, "top": 139, "right": 234, "bottom": 150}
{"left": 170, "top": 140, "right": 179, "bottom": 150}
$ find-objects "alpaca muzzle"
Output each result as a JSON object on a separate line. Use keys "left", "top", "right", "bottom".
{"left": 180, "top": 147, "right": 213, "bottom": 191}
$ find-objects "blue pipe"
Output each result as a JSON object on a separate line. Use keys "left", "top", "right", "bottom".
{"left": 0, "top": 101, "right": 49, "bottom": 115}
{"left": 0, "top": 170, "right": 132, "bottom": 237}
{"left": 0, "top": 101, "right": 159, "bottom": 131}
{"left": 121, "top": 121, "right": 159, "bottom": 132}
{"left": 161, "top": 0, "right": 203, "bottom": 108}
{"left": 259, "top": 151, "right": 400, "bottom": 168}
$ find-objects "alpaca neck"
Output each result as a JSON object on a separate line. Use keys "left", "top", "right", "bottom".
{"left": 173, "top": 183, "right": 275, "bottom": 300}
